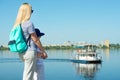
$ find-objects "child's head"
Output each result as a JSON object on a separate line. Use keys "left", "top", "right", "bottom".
{"left": 35, "top": 28, "right": 45, "bottom": 38}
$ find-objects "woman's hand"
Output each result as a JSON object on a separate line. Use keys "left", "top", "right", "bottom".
{"left": 37, "top": 53, "right": 43, "bottom": 58}
{"left": 41, "top": 52, "right": 48, "bottom": 59}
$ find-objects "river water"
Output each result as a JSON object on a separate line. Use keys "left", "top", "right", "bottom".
{"left": 0, "top": 49, "right": 120, "bottom": 80}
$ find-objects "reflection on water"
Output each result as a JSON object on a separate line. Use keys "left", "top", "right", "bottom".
{"left": 0, "top": 51, "right": 19, "bottom": 63}
{"left": 73, "top": 63, "right": 102, "bottom": 80}
{"left": 104, "top": 49, "right": 110, "bottom": 59}
{"left": 0, "top": 50, "right": 18, "bottom": 58}
{"left": 99, "top": 49, "right": 110, "bottom": 60}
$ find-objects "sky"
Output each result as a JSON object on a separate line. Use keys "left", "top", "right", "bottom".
{"left": 0, "top": 0, "right": 120, "bottom": 45}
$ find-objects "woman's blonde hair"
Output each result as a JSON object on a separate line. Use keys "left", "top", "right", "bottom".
{"left": 14, "top": 3, "right": 32, "bottom": 27}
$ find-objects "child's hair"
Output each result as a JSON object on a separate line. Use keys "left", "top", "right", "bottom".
{"left": 35, "top": 28, "right": 45, "bottom": 37}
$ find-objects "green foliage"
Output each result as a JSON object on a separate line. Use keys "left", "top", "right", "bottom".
{"left": 43, "top": 45, "right": 74, "bottom": 50}
{"left": 0, "top": 45, "right": 9, "bottom": 50}
{"left": 43, "top": 43, "right": 120, "bottom": 50}
{"left": 109, "top": 43, "right": 120, "bottom": 49}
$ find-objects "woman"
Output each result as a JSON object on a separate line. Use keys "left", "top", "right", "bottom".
{"left": 13, "top": 3, "right": 47, "bottom": 80}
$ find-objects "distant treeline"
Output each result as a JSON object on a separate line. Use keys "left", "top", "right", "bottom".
{"left": 0, "top": 45, "right": 9, "bottom": 50}
{"left": 109, "top": 44, "right": 120, "bottom": 49}
{"left": 0, "top": 43, "right": 120, "bottom": 51}
{"left": 43, "top": 43, "right": 120, "bottom": 50}
{"left": 43, "top": 45, "right": 74, "bottom": 50}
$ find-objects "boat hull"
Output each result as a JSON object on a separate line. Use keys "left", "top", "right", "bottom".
{"left": 72, "top": 59, "right": 102, "bottom": 64}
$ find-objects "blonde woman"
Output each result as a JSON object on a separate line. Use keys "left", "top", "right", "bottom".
{"left": 14, "top": 3, "right": 47, "bottom": 80}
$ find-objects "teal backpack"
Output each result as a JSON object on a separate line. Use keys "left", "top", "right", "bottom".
{"left": 8, "top": 24, "right": 30, "bottom": 53}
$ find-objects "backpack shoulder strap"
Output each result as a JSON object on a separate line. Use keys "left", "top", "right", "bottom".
{"left": 20, "top": 24, "right": 31, "bottom": 47}
{"left": 27, "top": 35, "right": 31, "bottom": 47}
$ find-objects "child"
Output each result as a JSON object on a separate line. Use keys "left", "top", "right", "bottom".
{"left": 34, "top": 28, "right": 47, "bottom": 80}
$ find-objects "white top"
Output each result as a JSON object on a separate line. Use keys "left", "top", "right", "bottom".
{"left": 36, "top": 48, "right": 44, "bottom": 65}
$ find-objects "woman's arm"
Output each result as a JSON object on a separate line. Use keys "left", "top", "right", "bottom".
{"left": 31, "top": 32, "right": 48, "bottom": 59}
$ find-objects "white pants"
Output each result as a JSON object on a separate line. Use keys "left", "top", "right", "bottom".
{"left": 34, "top": 59, "right": 45, "bottom": 80}
{"left": 19, "top": 51, "right": 37, "bottom": 80}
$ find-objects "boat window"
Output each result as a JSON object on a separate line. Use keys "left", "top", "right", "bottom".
{"left": 88, "top": 54, "right": 95, "bottom": 57}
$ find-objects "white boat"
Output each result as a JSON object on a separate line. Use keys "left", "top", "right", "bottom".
{"left": 73, "top": 45, "right": 102, "bottom": 63}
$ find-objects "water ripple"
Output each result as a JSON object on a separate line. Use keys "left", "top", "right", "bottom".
{"left": 0, "top": 58, "right": 88, "bottom": 63}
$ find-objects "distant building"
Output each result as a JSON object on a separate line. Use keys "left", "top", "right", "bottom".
{"left": 63, "top": 41, "right": 72, "bottom": 46}
{"left": 104, "top": 40, "right": 110, "bottom": 48}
